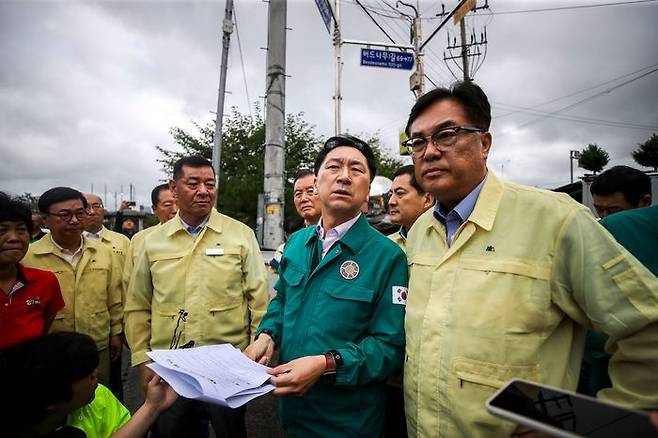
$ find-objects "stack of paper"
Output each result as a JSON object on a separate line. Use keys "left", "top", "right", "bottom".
{"left": 147, "top": 344, "right": 275, "bottom": 408}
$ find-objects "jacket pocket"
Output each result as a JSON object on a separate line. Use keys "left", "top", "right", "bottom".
{"left": 310, "top": 281, "right": 375, "bottom": 343}
{"left": 281, "top": 265, "right": 305, "bottom": 287}
{"left": 448, "top": 356, "right": 541, "bottom": 436}
{"left": 456, "top": 256, "right": 553, "bottom": 334}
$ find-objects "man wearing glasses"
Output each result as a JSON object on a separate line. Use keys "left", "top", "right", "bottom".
{"left": 402, "top": 82, "right": 658, "bottom": 437}
{"left": 22, "top": 187, "right": 123, "bottom": 386}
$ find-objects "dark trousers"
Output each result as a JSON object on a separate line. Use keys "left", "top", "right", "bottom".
{"left": 108, "top": 348, "right": 124, "bottom": 402}
{"left": 152, "top": 397, "right": 247, "bottom": 438}
{"left": 384, "top": 384, "right": 408, "bottom": 438}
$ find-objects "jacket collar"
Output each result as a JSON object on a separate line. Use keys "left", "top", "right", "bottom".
{"left": 31, "top": 233, "right": 97, "bottom": 255}
{"left": 305, "top": 213, "right": 370, "bottom": 255}
{"left": 165, "top": 208, "right": 222, "bottom": 237}
{"left": 423, "top": 170, "right": 503, "bottom": 233}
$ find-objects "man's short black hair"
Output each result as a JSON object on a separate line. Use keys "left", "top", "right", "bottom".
{"left": 0, "top": 332, "right": 99, "bottom": 434}
{"left": 293, "top": 169, "right": 315, "bottom": 187}
{"left": 173, "top": 155, "right": 214, "bottom": 180}
{"left": 37, "top": 187, "right": 87, "bottom": 214}
{"left": 405, "top": 81, "right": 491, "bottom": 136}
{"left": 313, "top": 134, "right": 377, "bottom": 182}
{"left": 151, "top": 183, "right": 170, "bottom": 207}
{"left": 0, "top": 191, "right": 34, "bottom": 234}
{"left": 590, "top": 165, "right": 651, "bottom": 206}
{"left": 393, "top": 165, "right": 424, "bottom": 194}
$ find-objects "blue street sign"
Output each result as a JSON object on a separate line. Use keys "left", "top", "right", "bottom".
{"left": 360, "top": 48, "right": 415, "bottom": 70}
{"left": 315, "top": 0, "right": 333, "bottom": 35}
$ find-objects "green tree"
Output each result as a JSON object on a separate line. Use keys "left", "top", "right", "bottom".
{"left": 359, "top": 133, "right": 404, "bottom": 179}
{"left": 578, "top": 143, "right": 609, "bottom": 174}
{"left": 157, "top": 108, "right": 320, "bottom": 228}
{"left": 157, "top": 109, "right": 406, "bottom": 228}
{"left": 632, "top": 133, "right": 658, "bottom": 171}
{"left": 15, "top": 192, "right": 39, "bottom": 211}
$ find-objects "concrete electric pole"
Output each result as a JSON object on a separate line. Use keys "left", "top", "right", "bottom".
{"left": 262, "top": 0, "right": 287, "bottom": 249}
{"left": 212, "top": 0, "right": 234, "bottom": 201}
{"left": 333, "top": 0, "right": 342, "bottom": 135}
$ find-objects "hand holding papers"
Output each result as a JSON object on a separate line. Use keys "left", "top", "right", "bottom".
{"left": 146, "top": 344, "right": 275, "bottom": 408}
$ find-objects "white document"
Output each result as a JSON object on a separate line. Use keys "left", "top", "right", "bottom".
{"left": 146, "top": 344, "right": 275, "bottom": 408}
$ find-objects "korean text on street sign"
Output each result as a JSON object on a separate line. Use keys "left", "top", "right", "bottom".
{"left": 360, "top": 49, "right": 414, "bottom": 70}
{"left": 315, "top": 0, "right": 333, "bottom": 34}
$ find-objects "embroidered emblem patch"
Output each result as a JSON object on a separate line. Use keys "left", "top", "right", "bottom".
{"left": 339, "top": 260, "right": 360, "bottom": 280}
{"left": 392, "top": 286, "right": 408, "bottom": 305}
{"left": 485, "top": 245, "right": 495, "bottom": 252}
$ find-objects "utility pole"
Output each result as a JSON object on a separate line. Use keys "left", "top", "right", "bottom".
{"left": 440, "top": 0, "right": 489, "bottom": 82}
{"left": 263, "top": 0, "right": 287, "bottom": 250}
{"left": 398, "top": 1, "right": 424, "bottom": 97}
{"left": 333, "top": 0, "right": 342, "bottom": 134}
{"left": 459, "top": 19, "right": 470, "bottom": 82}
{"left": 212, "top": 0, "right": 234, "bottom": 204}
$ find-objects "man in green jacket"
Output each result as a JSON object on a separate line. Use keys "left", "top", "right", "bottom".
{"left": 245, "top": 134, "right": 408, "bottom": 437}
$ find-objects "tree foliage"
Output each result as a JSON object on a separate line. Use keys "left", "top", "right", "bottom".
{"left": 15, "top": 192, "right": 39, "bottom": 211}
{"left": 157, "top": 109, "right": 319, "bottom": 228}
{"left": 578, "top": 143, "right": 609, "bottom": 174}
{"left": 632, "top": 133, "right": 658, "bottom": 171}
{"left": 156, "top": 109, "right": 404, "bottom": 228}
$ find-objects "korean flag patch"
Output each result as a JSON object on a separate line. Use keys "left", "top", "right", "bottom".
{"left": 392, "top": 286, "right": 408, "bottom": 305}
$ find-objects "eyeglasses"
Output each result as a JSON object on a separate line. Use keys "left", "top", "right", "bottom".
{"left": 88, "top": 203, "right": 103, "bottom": 210}
{"left": 47, "top": 210, "right": 87, "bottom": 222}
{"left": 404, "top": 126, "right": 485, "bottom": 155}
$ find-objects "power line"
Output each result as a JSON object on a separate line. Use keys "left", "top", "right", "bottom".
{"left": 233, "top": 4, "right": 253, "bottom": 121}
{"left": 354, "top": 0, "right": 398, "bottom": 44}
{"left": 495, "top": 63, "right": 658, "bottom": 119}
{"left": 518, "top": 67, "right": 658, "bottom": 128}
{"left": 492, "top": 102, "right": 658, "bottom": 130}
{"left": 491, "top": 0, "right": 656, "bottom": 15}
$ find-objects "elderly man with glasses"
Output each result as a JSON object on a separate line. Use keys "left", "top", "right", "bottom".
{"left": 401, "top": 82, "right": 658, "bottom": 438}
{"left": 22, "top": 187, "right": 123, "bottom": 387}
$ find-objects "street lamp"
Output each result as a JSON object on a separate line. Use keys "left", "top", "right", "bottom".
{"left": 569, "top": 150, "right": 581, "bottom": 184}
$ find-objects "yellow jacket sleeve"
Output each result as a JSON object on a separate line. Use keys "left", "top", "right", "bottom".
{"left": 552, "top": 207, "right": 658, "bottom": 408}
{"left": 242, "top": 231, "right": 270, "bottom": 341}
{"left": 124, "top": 247, "right": 154, "bottom": 366}
{"left": 108, "top": 249, "right": 124, "bottom": 336}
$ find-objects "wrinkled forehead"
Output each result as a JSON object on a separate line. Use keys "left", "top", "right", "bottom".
{"left": 294, "top": 174, "right": 316, "bottom": 191}
{"left": 180, "top": 164, "right": 215, "bottom": 179}
{"left": 84, "top": 194, "right": 102, "bottom": 205}
{"left": 323, "top": 145, "right": 368, "bottom": 166}
{"left": 409, "top": 98, "right": 470, "bottom": 136}
{"left": 49, "top": 198, "right": 84, "bottom": 212}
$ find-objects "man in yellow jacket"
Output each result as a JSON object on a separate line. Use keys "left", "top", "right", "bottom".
{"left": 83, "top": 192, "right": 131, "bottom": 401}
{"left": 124, "top": 156, "right": 269, "bottom": 438}
{"left": 387, "top": 164, "right": 434, "bottom": 250}
{"left": 22, "top": 187, "right": 123, "bottom": 387}
{"left": 402, "top": 82, "right": 658, "bottom": 437}
{"left": 122, "top": 183, "right": 177, "bottom": 291}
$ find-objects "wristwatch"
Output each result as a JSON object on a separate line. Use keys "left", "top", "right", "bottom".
{"left": 322, "top": 350, "right": 343, "bottom": 383}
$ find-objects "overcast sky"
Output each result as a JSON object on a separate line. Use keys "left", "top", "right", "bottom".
{"left": 1, "top": 0, "right": 657, "bottom": 210}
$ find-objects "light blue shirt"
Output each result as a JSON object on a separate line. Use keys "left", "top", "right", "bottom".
{"left": 433, "top": 176, "right": 486, "bottom": 246}
{"left": 179, "top": 215, "right": 210, "bottom": 238}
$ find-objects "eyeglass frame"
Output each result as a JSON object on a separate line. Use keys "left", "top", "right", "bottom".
{"left": 46, "top": 209, "right": 87, "bottom": 222}
{"left": 404, "top": 125, "right": 486, "bottom": 156}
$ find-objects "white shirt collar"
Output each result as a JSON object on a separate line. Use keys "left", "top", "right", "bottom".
{"left": 316, "top": 213, "right": 361, "bottom": 258}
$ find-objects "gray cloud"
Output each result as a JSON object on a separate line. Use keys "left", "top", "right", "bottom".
{"left": 1, "top": 0, "right": 657, "bottom": 208}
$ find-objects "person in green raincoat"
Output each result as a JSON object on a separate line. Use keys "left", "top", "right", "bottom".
{"left": 245, "top": 134, "right": 408, "bottom": 437}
